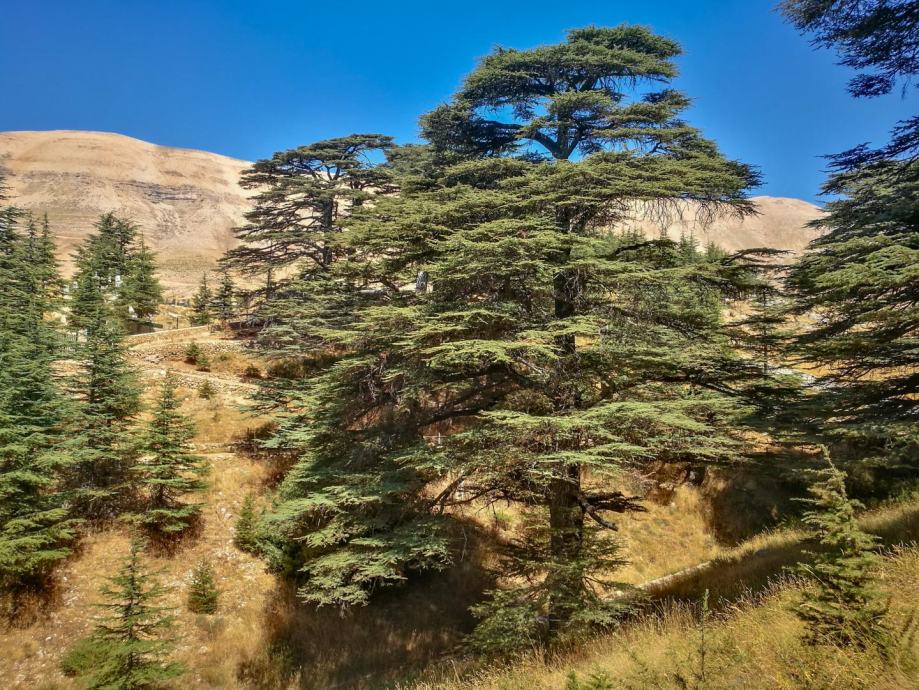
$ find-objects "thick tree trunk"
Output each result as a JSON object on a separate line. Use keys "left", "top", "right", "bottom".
{"left": 546, "top": 464, "right": 584, "bottom": 629}
{"left": 547, "top": 207, "right": 584, "bottom": 629}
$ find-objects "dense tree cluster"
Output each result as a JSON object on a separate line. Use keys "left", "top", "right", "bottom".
{"left": 70, "top": 213, "right": 163, "bottom": 330}
{"left": 0, "top": 196, "right": 76, "bottom": 591}
{"left": 245, "top": 26, "right": 784, "bottom": 646}
{"left": 1, "top": 5, "right": 915, "bottom": 670}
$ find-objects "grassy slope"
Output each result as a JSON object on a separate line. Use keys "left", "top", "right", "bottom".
{"left": 4, "top": 331, "right": 917, "bottom": 689}
{"left": 413, "top": 544, "right": 919, "bottom": 690}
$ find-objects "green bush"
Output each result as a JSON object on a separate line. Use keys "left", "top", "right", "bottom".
{"left": 60, "top": 636, "right": 105, "bottom": 677}
{"left": 234, "top": 494, "right": 260, "bottom": 554}
{"left": 198, "top": 379, "right": 217, "bottom": 400}
{"left": 187, "top": 560, "right": 219, "bottom": 614}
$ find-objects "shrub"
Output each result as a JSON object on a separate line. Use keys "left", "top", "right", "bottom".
{"left": 198, "top": 379, "right": 217, "bottom": 400}
{"left": 184, "top": 341, "right": 202, "bottom": 364}
{"left": 184, "top": 341, "right": 210, "bottom": 371}
{"left": 187, "top": 560, "right": 219, "bottom": 614}
{"left": 242, "top": 364, "right": 263, "bottom": 379}
{"left": 234, "top": 494, "right": 260, "bottom": 554}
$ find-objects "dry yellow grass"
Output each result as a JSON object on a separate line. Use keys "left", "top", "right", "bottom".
{"left": 0, "top": 450, "right": 274, "bottom": 689}
{"left": 412, "top": 545, "right": 919, "bottom": 690}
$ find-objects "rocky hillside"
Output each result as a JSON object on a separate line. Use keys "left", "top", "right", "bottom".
{"left": 0, "top": 130, "right": 251, "bottom": 293}
{"left": 0, "top": 130, "right": 824, "bottom": 293}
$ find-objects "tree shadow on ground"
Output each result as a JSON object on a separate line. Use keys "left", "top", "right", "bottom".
{"left": 238, "top": 522, "right": 497, "bottom": 690}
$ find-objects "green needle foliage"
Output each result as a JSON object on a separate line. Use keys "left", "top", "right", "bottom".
{"left": 119, "top": 235, "right": 163, "bottom": 324}
{"left": 64, "top": 539, "right": 184, "bottom": 689}
{"left": 222, "top": 134, "right": 395, "bottom": 315}
{"left": 787, "top": 160, "right": 919, "bottom": 480}
{"left": 133, "top": 374, "right": 207, "bottom": 538}
{"left": 233, "top": 494, "right": 260, "bottom": 554}
{"left": 70, "top": 213, "right": 164, "bottom": 330}
{"left": 0, "top": 201, "right": 77, "bottom": 591}
{"left": 186, "top": 559, "right": 219, "bottom": 614}
{"left": 213, "top": 264, "right": 237, "bottom": 324}
{"left": 190, "top": 272, "right": 213, "bottom": 326}
{"left": 794, "top": 456, "right": 888, "bottom": 648}
{"left": 254, "top": 26, "right": 770, "bottom": 647}
{"left": 783, "top": 2, "right": 919, "bottom": 483}
{"left": 65, "top": 272, "right": 143, "bottom": 519}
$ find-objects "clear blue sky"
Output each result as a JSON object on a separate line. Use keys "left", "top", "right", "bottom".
{"left": 1, "top": 0, "right": 914, "bottom": 202}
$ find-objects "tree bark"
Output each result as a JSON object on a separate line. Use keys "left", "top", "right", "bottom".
{"left": 547, "top": 206, "right": 584, "bottom": 628}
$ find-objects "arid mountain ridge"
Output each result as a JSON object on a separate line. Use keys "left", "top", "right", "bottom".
{"left": 0, "top": 130, "right": 824, "bottom": 293}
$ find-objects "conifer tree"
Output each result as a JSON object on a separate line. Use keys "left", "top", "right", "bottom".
{"left": 186, "top": 559, "right": 219, "bottom": 614}
{"left": 190, "top": 272, "right": 213, "bottom": 326}
{"left": 119, "top": 236, "right": 163, "bottom": 324}
{"left": 133, "top": 374, "right": 207, "bottom": 537}
{"left": 783, "top": 1, "right": 919, "bottom": 479}
{"left": 213, "top": 265, "right": 236, "bottom": 324}
{"left": 71, "top": 213, "right": 162, "bottom": 329}
{"left": 258, "top": 27, "right": 766, "bottom": 643}
{"left": 233, "top": 494, "right": 259, "bottom": 554}
{"left": 222, "top": 135, "right": 396, "bottom": 328}
{"left": 795, "top": 456, "right": 888, "bottom": 647}
{"left": 0, "top": 202, "right": 76, "bottom": 589}
{"left": 65, "top": 272, "right": 142, "bottom": 519}
{"left": 65, "top": 539, "right": 184, "bottom": 689}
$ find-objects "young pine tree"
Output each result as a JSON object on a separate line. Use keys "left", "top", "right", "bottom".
{"left": 65, "top": 273, "right": 142, "bottom": 519}
{"left": 190, "top": 272, "right": 213, "bottom": 326}
{"left": 213, "top": 265, "right": 236, "bottom": 324}
{"left": 65, "top": 539, "right": 184, "bottom": 689}
{"left": 795, "top": 456, "right": 888, "bottom": 648}
{"left": 233, "top": 494, "right": 259, "bottom": 554}
{"left": 133, "top": 374, "right": 207, "bottom": 537}
{"left": 186, "top": 559, "right": 219, "bottom": 614}
{"left": 119, "top": 235, "right": 163, "bottom": 324}
{"left": 0, "top": 205, "right": 76, "bottom": 590}
{"left": 258, "top": 27, "right": 768, "bottom": 646}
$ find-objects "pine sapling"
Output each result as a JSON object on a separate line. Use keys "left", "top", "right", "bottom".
{"left": 234, "top": 494, "right": 260, "bottom": 554}
{"left": 187, "top": 559, "right": 219, "bottom": 614}
{"left": 62, "top": 539, "right": 184, "bottom": 689}
{"left": 133, "top": 374, "right": 208, "bottom": 538}
{"left": 794, "top": 454, "right": 889, "bottom": 648}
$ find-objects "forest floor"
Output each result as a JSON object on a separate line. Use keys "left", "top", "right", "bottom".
{"left": 3, "top": 328, "right": 918, "bottom": 689}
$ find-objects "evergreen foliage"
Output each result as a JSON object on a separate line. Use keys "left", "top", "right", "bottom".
{"left": 119, "top": 236, "right": 163, "bottom": 323}
{"left": 183, "top": 342, "right": 209, "bottom": 370}
{"left": 190, "top": 273, "right": 213, "bottom": 326}
{"left": 133, "top": 374, "right": 207, "bottom": 537}
{"left": 213, "top": 265, "right": 236, "bottom": 323}
{"left": 70, "top": 213, "right": 163, "bottom": 329}
{"left": 255, "top": 26, "right": 770, "bottom": 645}
{"left": 782, "top": 0, "right": 919, "bottom": 166}
{"left": 233, "top": 494, "right": 260, "bottom": 554}
{"left": 0, "top": 201, "right": 76, "bottom": 589}
{"left": 222, "top": 134, "right": 396, "bottom": 315}
{"left": 794, "top": 456, "right": 889, "bottom": 648}
{"left": 787, "top": 160, "right": 919, "bottom": 478}
{"left": 186, "top": 559, "right": 219, "bottom": 614}
{"left": 65, "top": 271, "right": 142, "bottom": 519}
{"left": 783, "top": 1, "right": 919, "bottom": 480}
{"left": 64, "top": 539, "right": 184, "bottom": 689}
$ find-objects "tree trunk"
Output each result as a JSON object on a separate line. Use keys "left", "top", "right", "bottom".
{"left": 546, "top": 463, "right": 584, "bottom": 629}
{"left": 547, "top": 207, "right": 584, "bottom": 629}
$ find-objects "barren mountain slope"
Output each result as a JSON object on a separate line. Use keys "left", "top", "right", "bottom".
{"left": 0, "top": 130, "right": 251, "bottom": 293}
{"left": 0, "top": 130, "right": 824, "bottom": 293}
